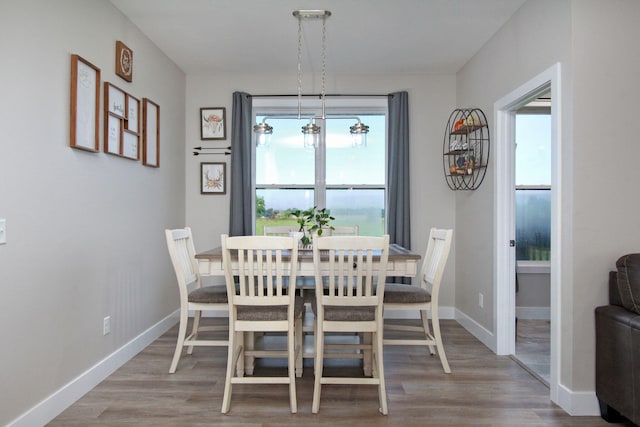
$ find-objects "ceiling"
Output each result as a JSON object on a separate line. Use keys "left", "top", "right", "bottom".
{"left": 109, "top": 0, "right": 527, "bottom": 75}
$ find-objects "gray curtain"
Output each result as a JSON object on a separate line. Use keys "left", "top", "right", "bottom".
{"left": 229, "top": 91, "right": 253, "bottom": 236}
{"left": 387, "top": 91, "right": 411, "bottom": 251}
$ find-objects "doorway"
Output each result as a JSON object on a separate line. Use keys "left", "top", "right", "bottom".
{"left": 513, "top": 100, "right": 551, "bottom": 385}
{"left": 494, "top": 63, "right": 562, "bottom": 403}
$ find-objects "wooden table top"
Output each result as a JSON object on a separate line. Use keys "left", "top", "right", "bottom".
{"left": 196, "top": 243, "right": 421, "bottom": 262}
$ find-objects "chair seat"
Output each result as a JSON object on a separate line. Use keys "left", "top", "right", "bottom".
{"left": 383, "top": 284, "right": 432, "bottom": 304}
{"left": 188, "top": 285, "right": 228, "bottom": 304}
{"left": 237, "top": 295, "right": 305, "bottom": 321}
{"left": 311, "top": 299, "right": 375, "bottom": 321}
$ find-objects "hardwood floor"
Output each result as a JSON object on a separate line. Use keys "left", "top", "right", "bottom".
{"left": 515, "top": 319, "right": 551, "bottom": 386}
{"left": 49, "top": 318, "right": 632, "bottom": 426}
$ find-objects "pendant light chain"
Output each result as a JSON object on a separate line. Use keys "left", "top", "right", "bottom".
{"left": 321, "top": 14, "right": 327, "bottom": 119}
{"left": 297, "top": 15, "right": 303, "bottom": 119}
{"left": 253, "top": 10, "right": 369, "bottom": 148}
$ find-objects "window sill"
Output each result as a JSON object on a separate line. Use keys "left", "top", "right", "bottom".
{"left": 516, "top": 260, "right": 550, "bottom": 274}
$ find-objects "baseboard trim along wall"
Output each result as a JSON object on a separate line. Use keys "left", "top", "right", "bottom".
{"left": 8, "top": 310, "right": 180, "bottom": 427}
{"left": 10, "top": 305, "right": 600, "bottom": 423}
{"left": 455, "top": 308, "right": 600, "bottom": 417}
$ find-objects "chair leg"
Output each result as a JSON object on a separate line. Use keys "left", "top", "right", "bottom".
{"left": 188, "top": 310, "right": 201, "bottom": 355}
{"left": 288, "top": 327, "right": 298, "bottom": 413}
{"left": 363, "top": 332, "right": 372, "bottom": 376}
{"left": 374, "top": 329, "right": 388, "bottom": 415}
{"left": 295, "top": 317, "right": 303, "bottom": 378}
{"left": 312, "top": 323, "right": 324, "bottom": 414}
{"left": 169, "top": 309, "right": 188, "bottom": 374}
{"left": 221, "top": 327, "right": 236, "bottom": 413}
{"left": 431, "top": 312, "right": 451, "bottom": 374}
{"left": 420, "top": 309, "right": 436, "bottom": 355}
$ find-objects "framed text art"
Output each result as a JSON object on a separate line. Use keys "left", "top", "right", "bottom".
{"left": 104, "top": 82, "right": 140, "bottom": 160}
{"left": 70, "top": 54, "right": 100, "bottom": 152}
{"left": 201, "top": 162, "right": 226, "bottom": 194}
{"left": 200, "top": 107, "right": 226, "bottom": 140}
{"left": 115, "top": 40, "right": 133, "bottom": 82}
{"left": 142, "top": 98, "right": 160, "bottom": 167}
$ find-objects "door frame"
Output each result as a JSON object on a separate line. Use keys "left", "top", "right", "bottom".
{"left": 494, "top": 63, "right": 562, "bottom": 403}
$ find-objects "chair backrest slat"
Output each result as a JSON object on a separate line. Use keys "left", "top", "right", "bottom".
{"left": 166, "top": 227, "right": 201, "bottom": 295}
{"left": 314, "top": 235, "right": 389, "bottom": 307}
{"left": 420, "top": 228, "right": 453, "bottom": 299}
{"left": 222, "top": 235, "right": 298, "bottom": 307}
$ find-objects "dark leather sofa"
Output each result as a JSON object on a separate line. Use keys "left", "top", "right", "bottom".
{"left": 595, "top": 253, "right": 640, "bottom": 425}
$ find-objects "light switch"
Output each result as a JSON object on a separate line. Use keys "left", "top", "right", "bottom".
{"left": 0, "top": 219, "right": 6, "bottom": 244}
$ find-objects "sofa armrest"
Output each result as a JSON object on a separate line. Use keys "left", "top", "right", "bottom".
{"left": 595, "top": 305, "right": 636, "bottom": 420}
{"left": 609, "top": 271, "right": 624, "bottom": 307}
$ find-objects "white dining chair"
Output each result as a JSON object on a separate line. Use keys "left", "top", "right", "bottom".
{"left": 383, "top": 228, "right": 453, "bottom": 373}
{"left": 165, "top": 227, "right": 228, "bottom": 374}
{"left": 263, "top": 225, "right": 299, "bottom": 236}
{"left": 312, "top": 235, "right": 390, "bottom": 414}
{"left": 220, "top": 234, "right": 304, "bottom": 414}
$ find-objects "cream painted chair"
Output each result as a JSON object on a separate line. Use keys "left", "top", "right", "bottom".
{"left": 263, "top": 225, "right": 298, "bottom": 236}
{"left": 165, "top": 227, "right": 228, "bottom": 374}
{"left": 383, "top": 228, "right": 453, "bottom": 373}
{"left": 312, "top": 235, "right": 390, "bottom": 414}
{"left": 220, "top": 234, "right": 304, "bottom": 414}
{"left": 329, "top": 225, "right": 359, "bottom": 236}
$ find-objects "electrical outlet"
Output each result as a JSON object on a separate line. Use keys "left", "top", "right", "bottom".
{"left": 103, "top": 316, "right": 111, "bottom": 335}
{"left": 478, "top": 293, "right": 484, "bottom": 308}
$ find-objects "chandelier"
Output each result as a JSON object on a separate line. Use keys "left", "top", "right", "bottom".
{"left": 253, "top": 10, "right": 370, "bottom": 148}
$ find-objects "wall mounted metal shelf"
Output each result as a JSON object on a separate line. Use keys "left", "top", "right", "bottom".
{"left": 442, "top": 108, "right": 490, "bottom": 190}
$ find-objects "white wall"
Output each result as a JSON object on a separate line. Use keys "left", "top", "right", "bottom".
{"left": 569, "top": 0, "right": 640, "bottom": 391}
{"left": 455, "top": 0, "right": 640, "bottom": 406}
{"left": 0, "top": 0, "right": 186, "bottom": 424}
{"left": 184, "top": 72, "right": 459, "bottom": 297}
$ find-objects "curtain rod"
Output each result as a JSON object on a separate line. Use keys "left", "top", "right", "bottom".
{"left": 251, "top": 94, "right": 387, "bottom": 98}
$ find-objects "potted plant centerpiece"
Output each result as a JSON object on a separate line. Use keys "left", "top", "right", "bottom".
{"left": 290, "top": 206, "right": 335, "bottom": 247}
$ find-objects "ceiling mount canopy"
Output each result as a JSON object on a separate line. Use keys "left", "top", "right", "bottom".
{"left": 253, "top": 9, "right": 369, "bottom": 148}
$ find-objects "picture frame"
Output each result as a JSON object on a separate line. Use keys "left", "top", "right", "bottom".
{"left": 126, "top": 95, "right": 140, "bottom": 133}
{"left": 70, "top": 54, "right": 100, "bottom": 152}
{"left": 200, "top": 107, "right": 226, "bottom": 140}
{"left": 201, "top": 162, "right": 226, "bottom": 194}
{"left": 122, "top": 130, "right": 139, "bottom": 160}
{"left": 142, "top": 98, "right": 160, "bottom": 167}
{"left": 115, "top": 40, "right": 133, "bottom": 82}
{"left": 105, "top": 82, "right": 126, "bottom": 118}
{"left": 105, "top": 113, "right": 121, "bottom": 155}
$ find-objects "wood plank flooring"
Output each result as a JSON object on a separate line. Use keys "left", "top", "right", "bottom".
{"left": 515, "top": 319, "right": 551, "bottom": 386}
{"left": 49, "top": 318, "right": 633, "bottom": 426}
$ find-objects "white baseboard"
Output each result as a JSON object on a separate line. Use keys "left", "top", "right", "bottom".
{"left": 454, "top": 308, "right": 496, "bottom": 353}
{"left": 556, "top": 383, "right": 600, "bottom": 416}
{"left": 516, "top": 306, "right": 550, "bottom": 320}
{"left": 8, "top": 310, "right": 180, "bottom": 427}
{"left": 454, "top": 309, "right": 599, "bottom": 416}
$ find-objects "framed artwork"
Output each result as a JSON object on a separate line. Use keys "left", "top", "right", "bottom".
{"left": 201, "top": 162, "right": 226, "bottom": 194}
{"left": 200, "top": 107, "right": 226, "bottom": 140}
{"left": 126, "top": 95, "right": 140, "bottom": 133}
{"left": 142, "top": 98, "right": 160, "bottom": 167}
{"left": 122, "top": 130, "right": 139, "bottom": 160}
{"left": 70, "top": 54, "right": 100, "bottom": 152}
{"left": 105, "top": 82, "right": 126, "bottom": 118}
{"left": 115, "top": 40, "right": 133, "bottom": 82}
{"left": 105, "top": 113, "right": 121, "bottom": 155}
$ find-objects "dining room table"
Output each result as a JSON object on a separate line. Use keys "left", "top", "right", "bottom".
{"left": 195, "top": 242, "right": 421, "bottom": 375}
{"left": 195, "top": 243, "right": 421, "bottom": 278}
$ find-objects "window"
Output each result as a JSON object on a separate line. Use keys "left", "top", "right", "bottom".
{"left": 253, "top": 97, "right": 387, "bottom": 236}
{"left": 515, "top": 113, "right": 551, "bottom": 261}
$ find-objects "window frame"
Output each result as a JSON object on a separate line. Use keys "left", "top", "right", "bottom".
{"left": 252, "top": 96, "right": 388, "bottom": 234}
